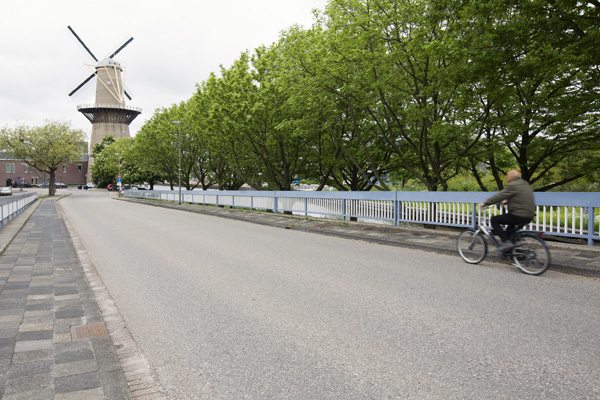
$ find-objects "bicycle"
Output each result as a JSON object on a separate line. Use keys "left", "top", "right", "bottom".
{"left": 456, "top": 211, "right": 550, "bottom": 275}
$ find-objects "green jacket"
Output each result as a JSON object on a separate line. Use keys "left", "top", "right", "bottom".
{"left": 483, "top": 178, "right": 535, "bottom": 218}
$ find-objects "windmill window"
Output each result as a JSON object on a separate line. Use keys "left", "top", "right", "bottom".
{"left": 5, "top": 164, "right": 10, "bottom": 174}
{"left": 63, "top": 165, "right": 66, "bottom": 173}
{"left": 11, "top": 163, "right": 15, "bottom": 173}
{"left": 78, "top": 164, "right": 82, "bottom": 173}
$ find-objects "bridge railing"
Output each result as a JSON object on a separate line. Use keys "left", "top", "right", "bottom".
{"left": 0, "top": 193, "right": 38, "bottom": 228}
{"left": 122, "top": 190, "right": 599, "bottom": 246}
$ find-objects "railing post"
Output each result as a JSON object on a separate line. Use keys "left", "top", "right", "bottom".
{"left": 274, "top": 193, "right": 278, "bottom": 214}
{"left": 588, "top": 206, "right": 595, "bottom": 246}
{"left": 394, "top": 192, "right": 401, "bottom": 227}
{"left": 471, "top": 203, "right": 478, "bottom": 229}
{"left": 304, "top": 198, "right": 308, "bottom": 217}
{"left": 342, "top": 199, "right": 346, "bottom": 222}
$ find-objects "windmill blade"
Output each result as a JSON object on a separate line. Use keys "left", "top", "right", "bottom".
{"left": 109, "top": 37, "right": 134, "bottom": 59}
{"left": 69, "top": 72, "right": 96, "bottom": 97}
{"left": 67, "top": 25, "right": 98, "bottom": 62}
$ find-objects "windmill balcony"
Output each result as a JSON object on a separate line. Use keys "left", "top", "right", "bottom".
{"left": 77, "top": 103, "right": 142, "bottom": 125}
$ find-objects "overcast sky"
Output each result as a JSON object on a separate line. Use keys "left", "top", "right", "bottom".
{"left": 0, "top": 0, "right": 328, "bottom": 140}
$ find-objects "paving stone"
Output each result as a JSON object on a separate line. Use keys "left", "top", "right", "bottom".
{"left": 27, "top": 294, "right": 53, "bottom": 302}
{"left": 98, "top": 370, "right": 133, "bottom": 400}
{"left": 11, "top": 349, "right": 53, "bottom": 364}
{"left": 54, "top": 371, "right": 102, "bottom": 394}
{"left": 54, "top": 387, "right": 105, "bottom": 400}
{"left": 0, "top": 337, "right": 15, "bottom": 360}
{"left": 2, "top": 387, "right": 54, "bottom": 400}
{"left": 54, "top": 359, "right": 99, "bottom": 378}
{"left": 0, "top": 329, "right": 18, "bottom": 339}
{"left": 55, "top": 299, "right": 82, "bottom": 308}
{"left": 3, "top": 372, "right": 53, "bottom": 395}
{"left": 55, "top": 341, "right": 95, "bottom": 365}
{"left": 0, "top": 307, "right": 25, "bottom": 317}
{"left": 4, "top": 283, "right": 29, "bottom": 291}
{"left": 55, "top": 286, "right": 79, "bottom": 296}
{"left": 56, "top": 308, "right": 85, "bottom": 319}
{"left": 16, "top": 330, "right": 53, "bottom": 341}
{"left": 14, "top": 339, "right": 53, "bottom": 352}
{"left": 91, "top": 336, "right": 122, "bottom": 373}
{"left": 28, "top": 286, "right": 53, "bottom": 295}
{"left": 7, "top": 359, "right": 53, "bottom": 379}
{"left": 17, "top": 321, "right": 54, "bottom": 332}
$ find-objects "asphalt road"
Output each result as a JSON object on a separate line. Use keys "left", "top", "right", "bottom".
{"left": 59, "top": 190, "right": 600, "bottom": 399}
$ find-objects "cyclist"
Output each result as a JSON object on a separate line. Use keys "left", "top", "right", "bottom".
{"left": 479, "top": 170, "right": 535, "bottom": 251}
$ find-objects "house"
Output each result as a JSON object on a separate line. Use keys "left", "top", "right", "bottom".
{"left": 0, "top": 156, "right": 89, "bottom": 187}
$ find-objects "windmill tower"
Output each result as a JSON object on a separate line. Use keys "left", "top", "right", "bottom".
{"left": 67, "top": 26, "right": 141, "bottom": 180}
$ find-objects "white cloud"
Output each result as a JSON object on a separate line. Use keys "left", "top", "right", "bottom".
{"left": 0, "top": 0, "right": 327, "bottom": 140}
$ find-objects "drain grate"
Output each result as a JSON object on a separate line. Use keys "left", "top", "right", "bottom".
{"left": 71, "top": 323, "right": 109, "bottom": 340}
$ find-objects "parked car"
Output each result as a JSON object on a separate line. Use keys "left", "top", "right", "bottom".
{"left": 0, "top": 187, "right": 12, "bottom": 196}
{"left": 11, "top": 182, "right": 32, "bottom": 188}
{"left": 107, "top": 184, "right": 118, "bottom": 191}
{"left": 55, "top": 182, "right": 67, "bottom": 189}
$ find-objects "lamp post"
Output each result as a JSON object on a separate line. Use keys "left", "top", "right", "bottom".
{"left": 172, "top": 121, "right": 182, "bottom": 204}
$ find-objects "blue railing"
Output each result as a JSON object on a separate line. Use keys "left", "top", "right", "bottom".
{"left": 122, "top": 190, "right": 599, "bottom": 246}
{"left": 0, "top": 193, "right": 38, "bottom": 227}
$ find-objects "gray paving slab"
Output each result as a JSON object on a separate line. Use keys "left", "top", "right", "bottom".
{"left": 0, "top": 198, "right": 136, "bottom": 399}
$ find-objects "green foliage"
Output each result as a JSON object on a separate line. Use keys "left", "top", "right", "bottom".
{"left": 133, "top": 0, "right": 600, "bottom": 192}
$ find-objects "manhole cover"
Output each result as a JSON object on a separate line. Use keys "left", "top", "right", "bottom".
{"left": 71, "top": 323, "right": 109, "bottom": 340}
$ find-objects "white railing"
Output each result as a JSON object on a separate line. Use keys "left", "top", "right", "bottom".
{"left": 122, "top": 190, "right": 599, "bottom": 246}
{"left": 0, "top": 193, "right": 38, "bottom": 227}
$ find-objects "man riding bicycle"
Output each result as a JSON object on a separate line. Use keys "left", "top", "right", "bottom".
{"left": 479, "top": 170, "right": 535, "bottom": 251}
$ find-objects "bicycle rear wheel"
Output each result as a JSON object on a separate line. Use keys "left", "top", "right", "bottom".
{"left": 457, "top": 229, "right": 487, "bottom": 264}
{"left": 511, "top": 233, "right": 550, "bottom": 275}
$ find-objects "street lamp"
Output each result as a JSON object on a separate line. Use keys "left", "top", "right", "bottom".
{"left": 172, "top": 121, "right": 182, "bottom": 204}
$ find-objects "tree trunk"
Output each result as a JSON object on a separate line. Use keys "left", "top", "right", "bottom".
{"left": 49, "top": 170, "right": 56, "bottom": 196}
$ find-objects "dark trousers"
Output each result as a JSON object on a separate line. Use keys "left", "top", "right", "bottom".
{"left": 490, "top": 213, "right": 533, "bottom": 243}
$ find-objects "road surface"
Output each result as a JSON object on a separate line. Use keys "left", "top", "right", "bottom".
{"left": 59, "top": 190, "right": 600, "bottom": 399}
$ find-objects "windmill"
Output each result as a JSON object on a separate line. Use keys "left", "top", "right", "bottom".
{"left": 67, "top": 25, "right": 141, "bottom": 176}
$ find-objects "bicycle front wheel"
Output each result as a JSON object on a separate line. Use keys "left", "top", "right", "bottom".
{"left": 457, "top": 229, "right": 487, "bottom": 264}
{"left": 512, "top": 233, "right": 550, "bottom": 275}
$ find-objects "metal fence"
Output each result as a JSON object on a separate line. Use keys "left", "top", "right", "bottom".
{"left": 122, "top": 190, "right": 600, "bottom": 246}
{"left": 0, "top": 193, "right": 38, "bottom": 228}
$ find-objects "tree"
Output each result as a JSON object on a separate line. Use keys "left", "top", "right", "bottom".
{"left": 0, "top": 120, "right": 86, "bottom": 196}
{"left": 206, "top": 48, "right": 318, "bottom": 191}
{"left": 279, "top": 26, "right": 397, "bottom": 191}
{"left": 432, "top": 0, "right": 600, "bottom": 190}
{"left": 91, "top": 137, "right": 146, "bottom": 189}
{"left": 190, "top": 80, "right": 237, "bottom": 190}
{"left": 309, "top": 0, "right": 485, "bottom": 191}
{"left": 135, "top": 106, "right": 182, "bottom": 190}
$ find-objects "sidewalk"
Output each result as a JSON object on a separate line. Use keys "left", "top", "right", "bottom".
{"left": 120, "top": 197, "right": 600, "bottom": 278}
{"left": 0, "top": 198, "right": 160, "bottom": 399}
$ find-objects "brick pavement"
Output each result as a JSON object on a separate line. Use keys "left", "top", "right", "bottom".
{"left": 0, "top": 198, "right": 161, "bottom": 399}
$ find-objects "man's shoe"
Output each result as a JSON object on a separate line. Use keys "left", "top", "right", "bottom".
{"left": 498, "top": 241, "right": 515, "bottom": 251}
